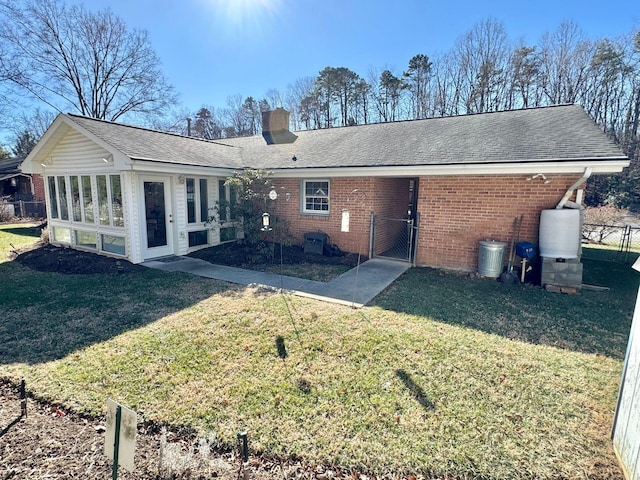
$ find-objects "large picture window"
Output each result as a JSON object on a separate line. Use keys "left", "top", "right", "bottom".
{"left": 303, "top": 180, "right": 330, "bottom": 214}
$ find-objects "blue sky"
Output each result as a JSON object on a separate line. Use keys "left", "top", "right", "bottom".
{"left": 82, "top": 0, "right": 639, "bottom": 114}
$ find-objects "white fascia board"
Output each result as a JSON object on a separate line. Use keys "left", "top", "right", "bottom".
{"left": 267, "top": 159, "right": 630, "bottom": 178}
{"left": 127, "top": 159, "right": 238, "bottom": 177}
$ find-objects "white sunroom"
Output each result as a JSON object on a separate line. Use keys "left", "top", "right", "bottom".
{"left": 21, "top": 113, "right": 244, "bottom": 264}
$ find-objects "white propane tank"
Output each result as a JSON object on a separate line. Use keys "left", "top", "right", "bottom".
{"left": 539, "top": 209, "right": 580, "bottom": 258}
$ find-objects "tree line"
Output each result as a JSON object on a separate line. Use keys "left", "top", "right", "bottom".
{"left": 0, "top": 1, "right": 638, "bottom": 207}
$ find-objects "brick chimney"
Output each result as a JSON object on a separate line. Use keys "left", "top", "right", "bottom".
{"left": 261, "top": 108, "right": 297, "bottom": 145}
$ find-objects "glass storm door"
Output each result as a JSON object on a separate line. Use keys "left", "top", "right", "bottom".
{"left": 142, "top": 178, "right": 174, "bottom": 259}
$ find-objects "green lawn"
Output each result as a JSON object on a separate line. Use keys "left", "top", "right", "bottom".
{"left": 1, "top": 224, "right": 636, "bottom": 479}
{"left": 0, "top": 222, "right": 42, "bottom": 254}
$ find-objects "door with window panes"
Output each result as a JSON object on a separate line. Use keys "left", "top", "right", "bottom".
{"left": 141, "top": 176, "right": 174, "bottom": 259}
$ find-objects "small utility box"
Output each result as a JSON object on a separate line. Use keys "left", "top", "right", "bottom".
{"left": 304, "top": 232, "right": 328, "bottom": 255}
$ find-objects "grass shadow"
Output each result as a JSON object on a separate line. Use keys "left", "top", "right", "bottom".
{"left": 374, "top": 258, "right": 639, "bottom": 360}
{"left": 395, "top": 369, "right": 434, "bottom": 411}
{"left": 0, "top": 226, "right": 42, "bottom": 238}
{"left": 0, "top": 261, "right": 235, "bottom": 366}
{"left": 0, "top": 415, "right": 23, "bottom": 437}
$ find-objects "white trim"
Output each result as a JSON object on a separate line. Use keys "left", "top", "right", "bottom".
{"left": 127, "top": 159, "right": 238, "bottom": 177}
{"left": 267, "top": 160, "right": 629, "bottom": 178}
{"left": 139, "top": 175, "right": 175, "bottom": 260}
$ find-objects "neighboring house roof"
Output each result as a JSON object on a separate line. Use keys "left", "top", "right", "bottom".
{"left": 22, "top": 104, "right": 629, "bottom": 176}
{"left": 0, "top": 157, "right": 24, "bottom": 174}
{"left": 0, "top": 157, "right": 29, "bottom": 181}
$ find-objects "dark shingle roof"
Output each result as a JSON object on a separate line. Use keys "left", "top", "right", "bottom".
{"left": 68, "top": 114, "right": 244, "bottom": 168}
{"left": 66, "top": 105, "right": 626, "bottom": 171}
{"left": 223, "top": 104, "right": 626, "bottom": 170}
{"left": 0, "top": 157, "right": 24, "bottom": 174}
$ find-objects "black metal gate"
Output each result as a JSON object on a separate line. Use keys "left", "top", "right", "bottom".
{"left": 369, "top": 215, "right": 417, "bottom": 263}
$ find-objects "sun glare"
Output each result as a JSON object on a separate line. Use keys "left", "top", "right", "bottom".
{"left": 204, "top": 0, "right": 282, "bottom": 35}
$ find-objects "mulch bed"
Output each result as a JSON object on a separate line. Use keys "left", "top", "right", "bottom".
{"left": 12, "top": 241, "right": 145, "bottom": 275}
{"left": 187, "top": 242, "right": 365, "bottom": 269}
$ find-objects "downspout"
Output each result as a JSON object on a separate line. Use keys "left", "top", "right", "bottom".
{"left": 556, "top": 167, "right": 592, "bottom": 209}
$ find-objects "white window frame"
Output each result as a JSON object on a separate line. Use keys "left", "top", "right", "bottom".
{"left": 186, "top": 177, "right": 210, "bottom": 224}
{"left": 302, "top": 179, "right": 330, "bottom": 215}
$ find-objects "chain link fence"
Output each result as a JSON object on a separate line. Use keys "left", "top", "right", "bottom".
{"left": 582, "top": 223, "right": 640, "bottom": 264}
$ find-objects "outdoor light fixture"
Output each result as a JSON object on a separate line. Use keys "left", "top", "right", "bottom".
{"left": 261, "top": 212, "right": 272, "bottom": 231}
{"left": 178, "top": 175, "right": 185, "bottom": 184}
{"left": 291, "top": 155, "right": 297, "bottom": 161}
{"left": 102, "top": 154, "right": 113, "bottom": 163}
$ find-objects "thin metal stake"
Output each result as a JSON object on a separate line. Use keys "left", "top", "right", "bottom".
{"left": 237, "top": 431, "right": 248, "bottom": 462}
{"left": 20, "top": 377, "right": 27, "bottom": 418}
{"left": 112, "top": 405, "right": 122, "bottom": 480}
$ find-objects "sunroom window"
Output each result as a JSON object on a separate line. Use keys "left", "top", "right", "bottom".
{"left": 186, "top": 177, "right": 209, "bottom": 224}
{"left": 218, "top": 180, "right": 237, "bottom": 221}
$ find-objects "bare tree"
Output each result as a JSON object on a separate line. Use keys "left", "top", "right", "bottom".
{"left": 285, "top": 76, "right": 316, "bottom": 130}
{"left": 0, "top": 0, "right": 177, "bottom": 122}
{"left": 453, "top": 18, "right": 512, "bottom": 114}
{"left": 538, "top": 21, "right": 593, "bottom": 105}
{"left": 263, "top": 88, "right": 283, "bottom": 109}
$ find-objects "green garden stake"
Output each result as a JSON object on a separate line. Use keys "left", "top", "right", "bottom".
{"left": 112, "top": 405, "right": 122, "bottom": 479}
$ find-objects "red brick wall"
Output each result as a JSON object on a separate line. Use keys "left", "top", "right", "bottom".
{"left": 31, "top": 174, "right": 46, "bottom": 202}
{"left": 270, "top": 177, "right": 374, "bottom": 254}
{"left": 371, "top": 178, "right": 411, "bottom": 254}
{"left": 271, "top": 174, "right": 583, "bottom": 272}
{"left": 415, "top": 174, "right": 582, "bottom": 270}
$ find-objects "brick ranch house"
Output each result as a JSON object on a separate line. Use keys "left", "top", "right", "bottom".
{"left": 20, "top": 104, "right": 628, "bottom": 271}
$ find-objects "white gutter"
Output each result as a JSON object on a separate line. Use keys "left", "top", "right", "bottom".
{"left": 556, "top": 167, "right": 592, "bottom": 209}
{"left": 268, "top": 160, "right": 628, "bottom": 179}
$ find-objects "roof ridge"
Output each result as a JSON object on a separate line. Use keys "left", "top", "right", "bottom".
{"left": 285, "top": 103, "right": 581, "bottom": 135}
{"left": 66, "top": 113, "right": 237, "bottom": 149}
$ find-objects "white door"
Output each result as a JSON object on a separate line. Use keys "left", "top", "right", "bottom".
{"left": 140, "top": 176, "right": 174, "bottom": 259}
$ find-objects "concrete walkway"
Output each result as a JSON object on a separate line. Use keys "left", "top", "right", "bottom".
{"left": 142, "top": 256, "right": 411, "bottom": 307}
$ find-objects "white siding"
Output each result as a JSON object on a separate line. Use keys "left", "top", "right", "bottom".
{"left": 48, "top": 130, "right": 113, "bottom": 173}
{"left": 175, "top": 177, "right": 188, "bottom": 255}
{"left": 209, "top": 178, "right": 221, "bottom": 245}
{"left": 614, "top": 261, "right": 640, "bottom": 480}
{"left": 124, "top": 171, "right": 142, "bottom": 264}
